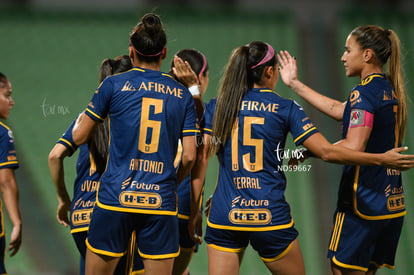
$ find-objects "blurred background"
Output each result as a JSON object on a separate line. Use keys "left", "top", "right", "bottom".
{"left": 0, "top": 0, "right": 413, "bottom": 274}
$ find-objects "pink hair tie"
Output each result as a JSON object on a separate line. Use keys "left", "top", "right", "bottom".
{"left": 200, "top": 52, "right": 207, "bottom": 74}
{"left": 129, "top": 37, "right": 165, "bottom": 57}
{"left": 251, "top": 43, "right": 275, "bottom": 69}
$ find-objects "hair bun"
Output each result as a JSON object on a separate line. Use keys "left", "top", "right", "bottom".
{"left": 141, "top": 13, "right": 162, "bottom": 36}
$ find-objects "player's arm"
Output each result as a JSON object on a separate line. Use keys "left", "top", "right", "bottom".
{"left": 278, "top": 50, "right": 345, "bottom": 121}
{"left": 0, "top": 168, "right": 21, "bottom": 256}
{"left": 176, "top": 135, "right": 197, "bottom": 184}
{"left": 189, "top": 133, "right": 211, "bottom": 244}
{"left": 302, "top": 132, "right": 414, "bottom": 169}
{"left": 48, "top": 143, "right": 72, "bottom": 227}
{"left": 72, "top": 112, "right": 98, "bottom": 146}
{"left": 333, "top": 109, "right": 373, "bottom": 151}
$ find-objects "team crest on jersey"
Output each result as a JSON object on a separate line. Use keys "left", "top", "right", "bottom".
{"left": 349, "top": 90, "right": 360, "bottom": 102}
{"left": 121, "top": 81, "right": 136, "bottom": 91}
{"left": 349, "top": 90, "right": 362, "bottom": 107}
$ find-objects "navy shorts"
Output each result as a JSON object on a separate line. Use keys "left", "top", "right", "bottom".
{"left": 86, "top": 205, "right": 179, "bottom": 260}
{"left": 327, "top": 210, "right": 404, "bottom": 272}
{"left": 178, "top": 218, "right": 198, "bottom": 251}
{"left": 73, "top": 230, "right": 144, "bottom": 274}
{"left": 0, "top": 234, "right": 5, "bottom": 274}
{"left": 205, "top": 225, "right": 298, "bottom": 262}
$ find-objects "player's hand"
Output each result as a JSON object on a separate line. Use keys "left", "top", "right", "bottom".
{"left": 188, "top": 211, "right": 203, "bottom": 245}
{"left": 288, "top": 147, "right": 310, "bottom": 167}
{"left": 56, "top": 198, "right": 71, "bottom": 227}
{"left": 277, "top": 50, "right": 298, "bottom": 88}
{"left": 172, "top": 56, "right": 199, "bottom": 88}
{"left": 382, "top": 147, "right": 414, "bottom": 171}
{"left": 8, "top": 224, "right": 22, "bottom": 257}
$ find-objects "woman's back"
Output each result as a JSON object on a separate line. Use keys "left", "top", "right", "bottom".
{"left": 85, "top": 67, "right": 199, "bottom": 214}
{"left": 204, "top": 88, "right": 318, "bottom": 230}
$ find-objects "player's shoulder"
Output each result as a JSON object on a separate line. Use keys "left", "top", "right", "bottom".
{"left": 0, "top": 121, "right": 11, "bottom": 133}
{"left": 0, "top": 121, "right": 11, "bottom": 131}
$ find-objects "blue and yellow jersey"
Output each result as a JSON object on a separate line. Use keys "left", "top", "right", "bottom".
{"left": 0, "top": 122, "right": 18, "bottom": 170}
{"left": 204, "top": 89, "right": 318, "bottom": 231}
{"left": 0, "top": 122, "right": 18, "bottom": 238}
{"left": 338, "top": 73, "right": 405, "bottom": 220}
{"left": 84, "top": 67, "right": 199, "bottom": 215}
{"left": 57, "top": 118, "right": 99, "bottom": 233}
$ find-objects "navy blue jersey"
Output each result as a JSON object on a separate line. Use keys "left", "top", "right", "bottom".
{"left": 57, "top": 118, "right": 99, "bottom": 233}
{"left": 338, "top": 73, "right": 405, "bottom": 219}
{"left": 204, "top": 89, "right": 318, "bottom": 231}
{"left": 0, "top": 122, "right": 18, "bottom": 170}
{"left": 84, "top": 67, "right": 199, "bottom": 215}
{"left": 0, "top": 122, "right": 18, "bottom": 239}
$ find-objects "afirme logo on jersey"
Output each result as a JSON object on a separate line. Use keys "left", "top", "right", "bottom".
{"left": 387, "top": 194, "right": 405, "bottom": 212}
{"left": 228, "top": 209, "right": 272, "bottom": 225}
{"left": 71, "top": 208, "right": 93, "bottom": 226}
{"left": 119, "top": 191, "right": 162, "bottom": 208}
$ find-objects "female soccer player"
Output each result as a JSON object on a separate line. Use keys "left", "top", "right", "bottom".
{"left": 170, "top": 49, "right": 209, "bottom": 275}
{"left": 48, "top": 55, "right": 143, "bottom": 274}
{"left": 0, "top": 73, "right": 22, "bottom": 274}
{"left": 278, "top": 25, "right": 409, "bottom": 274}
{"left": 189, "top": 41, "right": 414, "bottom": 275}
{"left": 72, "top": 13, "right": 199, "bottom": 275}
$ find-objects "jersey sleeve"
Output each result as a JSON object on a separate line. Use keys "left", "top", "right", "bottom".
{"left": 347, "top": 86, "right": 375, "bottom": 113}
{"left": 347, "top": 87, "right": 375, "bottom": 129}
{"left": 0, "top": 127, "right": 19, "bottom": 169}
{"left": 84, "top": 78, "right": 113, "bottom": 122}
{"left": 182, "top": 94, "right": 200, "bottom": 137}
{"left": 56, "top": 117, "right": 78, "bottom": 156}
{"left": 200, "top": 98, "right": 215, "bottom": 136}
{"left": 288, "top": 100, "right": 319, "bottom": 146}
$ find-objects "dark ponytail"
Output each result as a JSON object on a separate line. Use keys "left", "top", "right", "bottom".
{"left": 210, "top": 41, "right": 277, "bottom": 155}
{"left": 90, "top": 55, "right": 132, "bottom": 173}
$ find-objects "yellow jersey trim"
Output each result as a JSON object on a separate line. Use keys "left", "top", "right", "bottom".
{"left": 177, "top": 213, "right": 190, "bottom": 220}
{"left": 85, "top": 108, "right": 104, "bottom": 121}
{"left": 332, "top": 256, "right": 368, "bottom": 272}
{"left": 202, "top": 127, "right": 213, "bottom": 134}
{"left": 0, "top": 122, "right": 10, "bottom": 130}
{"left": 293, "top": 127, "right": 317, "bottom": 143}
{"left": 207, "top": 218, "right": 294, "bottom": 231}
{"left": 70, "top": 227, "right": 88, "bottom": 234}
{"left": 328, "top": 211, "right": 345, "bottom": 251}
{"left": 360, "top": 74, "right": 384, "bottom": 86}
{"left": 0, "top": 161, "right": 18, "bottom": 167}
{"left": 138, "top": 248, "right": 180, "bottom": 259}
{"left": 96, "top": 200, "right": 177, "bottom": 216}
{"left": 183, "top": 129, "right": 200, "bottom": 134}
{"left": 259, "top": 89, "right": 273, "bottom": 93}
{"left": 207, "top": 243, "right": 244, "bottom": 253}
{"left": 261, "top": 241, "right": 293, "bottom": 263}
{"left": 370, "top": 261, "right": 395, "bottom": 270}
{"left": 352, "top": 165, "right": 406, "bottom": 220}
{"left": 161, "top": 73, "right": 175, "bottom": 79}
{"left": 86, "top": 238, "right": 126, "bottom": 257}
{"left": 132, "top": 68, "right": 145, "bottom": 73}
{"left": 58, "top": 138, "right": 75, "bottom": 150}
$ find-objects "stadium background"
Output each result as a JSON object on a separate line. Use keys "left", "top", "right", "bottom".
{"left": 0, "top": 0, "right": 413, "bottom": 274}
